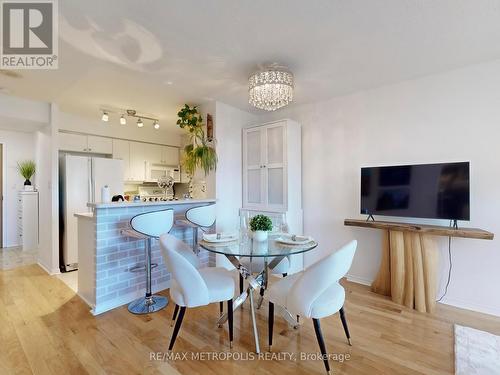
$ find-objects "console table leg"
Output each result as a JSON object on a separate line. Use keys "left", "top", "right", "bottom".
{"left": 403, "top": 233, "right": 414, "bottom": 309}
{"left": 371, "top": 230, "right": 391, "bottom": 296}
{"left": 421, "top": 235, "right": 439, "bottom": 313}
{"left": 412, "top": 234, "right": 426, "bottom": 312}
{"left": 389, "top": 231, "right": 405, "bottom": 305}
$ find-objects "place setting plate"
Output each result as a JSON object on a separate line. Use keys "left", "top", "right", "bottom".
{"left": 275, "top": 234, "right": 313, "bottom": 245}
{"left": 202, "top": 232, "right": 239, "bottom": 243}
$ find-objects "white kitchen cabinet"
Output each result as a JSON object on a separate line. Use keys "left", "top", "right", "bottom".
{"left": 129, "top": 141, "right": 147, "bottom": 181}
{"left": 87, "top": 135, "right": 113, "bottom": 154}
{"left": 59, "top": 132, "right": 112, "bottom": 155}
{"left": 112, "top": 139, "right": 131, "bottom": 181}
{"left": 59, "top": 132, "right": 88, "bottom": 153}
{"left": 243, "top": 120, "right": 301, "bottom": 212}
{"left": 144, "top": 143, "right": 164, "bottom": 165}
{"left": 17, "top": 191, "right": 39, "bottom": 251}
{"left": 162, "top": 146, "right": 180, "bottom": 165}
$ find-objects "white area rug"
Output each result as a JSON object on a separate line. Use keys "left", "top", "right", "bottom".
{"left": 455, "top": 325, "right": 500, "bottom": 375}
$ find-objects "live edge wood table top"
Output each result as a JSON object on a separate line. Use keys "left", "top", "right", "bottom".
{"left": 344, "top": 219, "right": 494, "bottom": 240}
{"left": 344, "top": 218, "right": 494, "bottom": 313}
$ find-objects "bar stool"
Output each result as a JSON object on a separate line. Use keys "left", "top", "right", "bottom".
{"left": 175, "top": 204, "right": 216, "bottom": 254}
{"left": 122, "top": 209, "right": 174, "bottom": 314}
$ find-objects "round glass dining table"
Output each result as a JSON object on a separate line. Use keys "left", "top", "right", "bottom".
{"left": 200, "top": 233, "right": 318, "bottom": 353}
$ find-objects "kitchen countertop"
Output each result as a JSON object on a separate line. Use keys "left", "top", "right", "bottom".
{"left": 87, "top": 198, "right": 216, "bottom": 209}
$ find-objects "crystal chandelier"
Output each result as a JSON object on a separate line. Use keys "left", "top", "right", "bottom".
{"left": 248, "top": 67, "right": 294, "bottom": 111}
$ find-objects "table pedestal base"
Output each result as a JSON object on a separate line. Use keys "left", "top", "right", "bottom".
{"left": 371, "top": 230, "right": 439, "bottom": 313}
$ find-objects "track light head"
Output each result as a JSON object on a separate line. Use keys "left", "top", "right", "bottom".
{"left": 137, "top": 118, "right": 144, "bottom": 128}
{"left": 101, "top": 111, "right": 109, "bottom": 122}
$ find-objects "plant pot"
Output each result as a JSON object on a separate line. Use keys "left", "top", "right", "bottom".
{"left": 24, "top": 179, "right": 31, "bottom": 186}
{"left": 252, "top": 230, "right": 268, "bottom": 242}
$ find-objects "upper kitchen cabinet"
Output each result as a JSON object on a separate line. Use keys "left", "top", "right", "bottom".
{"left": 112, "top": 139, "right": 131, "bottom": 181}
{"left": 87, "top": 135, "right": 113, "bottom": 154}
{"left": 58, "top": 132, "right": 88, "bottom": 153}
{"left": 162, "top": 146, "right": 180, "bottom": 166}
{"left": 129, "top": 141, "right": 148, "bottom": 181}
{"left": 242, "top": 119, "right": 302, "bottom": 212}
{"left": 59, "top": 132, "right": 112, "bottom": 154}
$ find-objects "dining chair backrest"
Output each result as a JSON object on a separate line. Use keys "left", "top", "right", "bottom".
{"left": 159, "top": 234, "right": 209, "bottom": 307}
{"left": 287, "top": 240, "right": 357, "bottom": 317}
{"left": 185, "top": 204, "right": 216, "bottom": 228}
{"left": 160, "top": 232, "right": 200, "bottom": 269}
{"left": 130, "top": 209, "right": 174, "bottom": 238}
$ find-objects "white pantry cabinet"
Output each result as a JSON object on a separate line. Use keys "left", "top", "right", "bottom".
{"left": 242, "top": 119, "right": 303, "bottom": 273}
{"left": 243, "top": 119, "right": 302, "bottom": 213}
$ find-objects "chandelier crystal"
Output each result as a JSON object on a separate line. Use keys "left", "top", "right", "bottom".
{"left": 248, "top": 68, "right": 294, "bottom": 111}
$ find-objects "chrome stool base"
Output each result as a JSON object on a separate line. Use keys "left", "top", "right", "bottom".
{"left": 128, "top": 295, "right": 168, "bottom": 314}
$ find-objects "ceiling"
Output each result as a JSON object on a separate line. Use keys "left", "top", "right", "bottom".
{"left": 1, "top": 0, "right": 500, "bottom": 131}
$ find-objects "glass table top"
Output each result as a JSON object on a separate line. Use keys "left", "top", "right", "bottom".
{"left": 199, "top": 233, "right": 318, "bottom": 257}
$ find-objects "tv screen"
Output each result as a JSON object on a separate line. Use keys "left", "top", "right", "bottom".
{"left": 360, "top": 162, "right": 470, "bottom": 221}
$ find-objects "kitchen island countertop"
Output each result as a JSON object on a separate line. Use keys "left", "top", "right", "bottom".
{"left": 87, "top": 198, "right": 216, "bottom": 209}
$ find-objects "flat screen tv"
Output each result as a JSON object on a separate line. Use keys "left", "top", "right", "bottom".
{"left": 360, "top": 162, "right": 470, "bottom": 221}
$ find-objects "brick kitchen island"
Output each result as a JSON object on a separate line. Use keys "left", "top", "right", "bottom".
{"left": 74, "top": 199, "right": 216, "bottom": 315}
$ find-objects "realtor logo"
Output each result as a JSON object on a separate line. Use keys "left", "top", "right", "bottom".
{"left": 1, "top": 0, "right": 58, "bottom": 69}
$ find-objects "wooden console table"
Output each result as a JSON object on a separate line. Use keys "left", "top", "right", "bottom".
{"left": 344, "top": 219, "right": 494, "bottom": 313}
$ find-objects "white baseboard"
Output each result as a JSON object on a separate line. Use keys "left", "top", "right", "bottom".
{"left": 37, "top": 261, "right": 60, "bottom": 275}
{"left": 89, "top": 280, "right": 171, "bottom": 316}
{"left": 346, "top": 273, "right": 372, "bottom": 286}
{"left": 438, "top": 296, "right": 500, "bottom": 318}
{"left": 345, "top": 273, "right": 500, "bottom": 317}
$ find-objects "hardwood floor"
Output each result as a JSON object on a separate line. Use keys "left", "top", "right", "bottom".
{"left": 1, "top": 264, "right": 499, "bottom": 375}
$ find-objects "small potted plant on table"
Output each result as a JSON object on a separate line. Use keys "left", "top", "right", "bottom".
{"left": 17, "top": 160, "right": 36, "bottom": 191}
{"left": 249, "top": 214, "right": 273, "bottom": 242}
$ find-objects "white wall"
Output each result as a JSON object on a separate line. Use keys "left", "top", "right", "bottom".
{"left": 35, "top": 122, "right": 58, "bottom": 273}
{"left": 0, "top": 129, "right": 36, "bottom": 247}
{"left": 261, "top": 59, "right": 500, "bottom": 316}
{"left": 214, "top": 101, "right": 259, "bottom": 232}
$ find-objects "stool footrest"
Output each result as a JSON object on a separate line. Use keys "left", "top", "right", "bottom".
{"left": 130, "top": 263, "right": 158, "bottom": 273}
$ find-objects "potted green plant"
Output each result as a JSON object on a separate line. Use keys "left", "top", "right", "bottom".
{"left": 249, "top": 214, "right": 273, "bottom": 241}
{"left": 17, "top": 160, "right": 36, "bottom": 190}
{"left": 177, "top": 105, "right": 217, "bottom": 181}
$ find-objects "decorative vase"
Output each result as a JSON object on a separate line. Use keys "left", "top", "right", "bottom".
{"left": 253, "top": 230, "right": 268, "bottom": 242}
{"left": 24, "top": 179, "right": 31, "bottom": 186}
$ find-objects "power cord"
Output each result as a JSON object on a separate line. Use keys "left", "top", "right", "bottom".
{"left": 437, "top": 221, "right": 454, "bottom": 302}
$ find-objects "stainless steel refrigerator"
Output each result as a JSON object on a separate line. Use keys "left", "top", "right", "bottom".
{"left": 60, "top": 154, "right": 124, "bottom": 272}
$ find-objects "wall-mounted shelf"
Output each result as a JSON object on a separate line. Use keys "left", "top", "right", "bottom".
{"left": 344, "top": 219, "right": 494, "bottom": 240}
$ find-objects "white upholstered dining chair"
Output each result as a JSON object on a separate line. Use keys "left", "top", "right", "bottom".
{"left": 267, "top": 240, "right": 357, "bottom": 374}
{"left": 159, "top": 233, "right": 235, "bottom": 350}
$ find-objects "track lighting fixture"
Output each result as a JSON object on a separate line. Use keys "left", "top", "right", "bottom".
{"left": 100, "top": 107, "right": 159, "bottom": 129}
